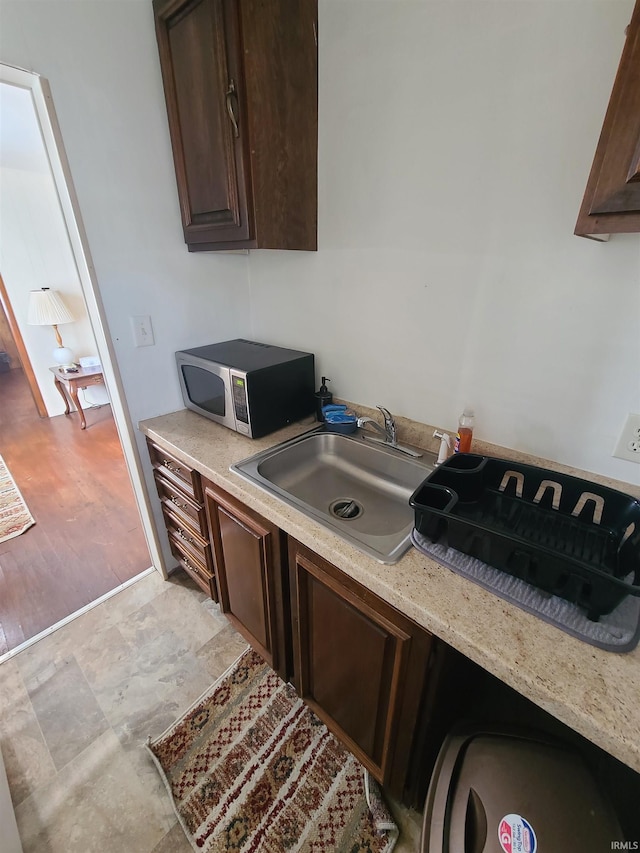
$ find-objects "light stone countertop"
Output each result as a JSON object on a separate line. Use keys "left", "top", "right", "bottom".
{"left": 139, "top": 408, "right": 640, "bottom": 776}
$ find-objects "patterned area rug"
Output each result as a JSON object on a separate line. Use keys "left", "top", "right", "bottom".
{"left": 0, "top": 454, "right": 35, "bottom": 544}
{"left": 146, "top": 648, "right": 399, "bottom": 853}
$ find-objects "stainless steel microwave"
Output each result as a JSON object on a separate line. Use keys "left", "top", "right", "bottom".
{"left": 175, "top": 339, "right": 315, "bottom": 438}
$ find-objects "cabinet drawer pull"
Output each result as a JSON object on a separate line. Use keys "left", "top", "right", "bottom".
{"left": 163, "top": 460, "right": 178, "bottom": 473}
{"left": 226, "top": 78, "right": 239, "bottom": 138}
{"left": 170, "top": 495, "right": 188, "bottom": 510}
{"left": 177, "top": 528, "right": 197, "bottom": 546}
{"left": 183, "top": 557, "right": 200, "bottom": 577}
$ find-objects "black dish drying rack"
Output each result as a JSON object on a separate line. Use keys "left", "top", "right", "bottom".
{"left": 410, "top": 454, "right": 640, "bottom": 621}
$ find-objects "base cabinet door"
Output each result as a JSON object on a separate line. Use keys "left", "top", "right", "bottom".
{"left": 204, "top": 480, "right": 288, "bottom": 679}
{"left": 289, "top": 539, "right": 433, "bottom": 798}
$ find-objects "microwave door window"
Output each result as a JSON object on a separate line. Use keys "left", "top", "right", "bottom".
{"left": 182, "top": 366, "right": 226, "bottom": 416}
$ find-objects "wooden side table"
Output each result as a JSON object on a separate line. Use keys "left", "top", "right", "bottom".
{"left": 49, "top": 365, "right": 106, "bottom": 430}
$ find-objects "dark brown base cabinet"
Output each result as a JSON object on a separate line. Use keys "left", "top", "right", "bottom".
{"left": 146, "top": 442, "right": 640, "bottom": 816}
{"left": 146, "top": 440, "right": 440, "bottom": 802}
{"left": 147, "top": 439, "right": 218, "bottom": 600}
{"left": 203, "top": 480, "right": 290, "bottom": 681}
{"left": 288, "top": 539, "right": 435, "bottom": 799}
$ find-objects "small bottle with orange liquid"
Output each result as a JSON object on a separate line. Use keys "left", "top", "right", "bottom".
{"left": 454, "top": 407, "right": 474, "bottom": 453}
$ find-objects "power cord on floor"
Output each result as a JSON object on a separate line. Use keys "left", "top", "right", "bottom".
{"left": 79, "top": 389, "right": 111, "bottom": 410}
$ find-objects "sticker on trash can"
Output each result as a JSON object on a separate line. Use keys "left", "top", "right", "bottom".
{"left": 498, "top": 814, "right": 537, "bottom": 853}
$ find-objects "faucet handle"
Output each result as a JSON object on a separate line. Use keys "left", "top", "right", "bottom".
{"left": 376, "top": 406, "right": 397, "bottom": 443}
{"left": 376, "top": 405, "right": 392, "bottom": 422}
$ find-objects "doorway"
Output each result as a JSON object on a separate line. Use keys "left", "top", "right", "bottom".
{"left": 0, "top": 272, "right": 47, "bottom": 417}
{"left": 0, "top": 363, "right": 151, "bottom": 653}
{"left": 0, "top": 65, "right": 164, "bottom": 657}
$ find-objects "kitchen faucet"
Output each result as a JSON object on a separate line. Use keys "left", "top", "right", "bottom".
{"left": 357, "top": 406, "right": 396, "bottom": 442}
{"left": 356, "top": 406, "right": 422, "bottom": 458}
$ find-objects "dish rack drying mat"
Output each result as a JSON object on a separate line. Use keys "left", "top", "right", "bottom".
{"left": 410, "top": 529, "right": 640, "bottom": 653}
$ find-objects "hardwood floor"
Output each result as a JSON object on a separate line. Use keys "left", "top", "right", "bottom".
{"left": 0, "top": 367, "right": 151, "bottom": 654}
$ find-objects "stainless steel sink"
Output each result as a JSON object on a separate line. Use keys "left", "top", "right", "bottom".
{"left": 231, "top": 428, "right": 435, "bottom": 563}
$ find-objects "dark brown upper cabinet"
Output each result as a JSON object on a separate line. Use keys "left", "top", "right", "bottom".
{"left": 575, "top": 0, "right": 640, "bottom": 239}
{"left": 153, "top": 0, "right": 318, "bottom": 251}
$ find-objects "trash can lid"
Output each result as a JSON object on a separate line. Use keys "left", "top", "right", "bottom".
{"left": 423, "top": 729, "right": 623, "bottom": 853}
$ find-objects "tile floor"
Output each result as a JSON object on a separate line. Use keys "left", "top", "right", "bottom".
{"left": 0, "top": 569, "right": 423, "bottom": 852}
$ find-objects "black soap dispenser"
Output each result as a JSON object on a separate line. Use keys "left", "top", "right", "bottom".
{"left": 315, "top": 377, "right": 332, "bottom": 421}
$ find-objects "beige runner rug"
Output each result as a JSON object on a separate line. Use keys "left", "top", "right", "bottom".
{"left": 0, "top": 454, "right": 35, "bottom": 543}
{"left": 146, "top": 648, "right": 399, "bottom": 853}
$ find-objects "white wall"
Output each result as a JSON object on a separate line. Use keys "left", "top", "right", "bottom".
{"left": 0, "top": 82, "right": 105, "bottom": 414}
{"left": 0, "top": 166, "right": 104, "bottom": 413}
{"left": 248, "top": 0, "right": 640, "bottom": 484}
{"left": 0, "top": 0, "right": 637, "bottom": 488}
{"left": 0, "top": 0, "right": 250, "bottom": 430}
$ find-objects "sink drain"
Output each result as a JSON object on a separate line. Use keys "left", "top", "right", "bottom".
{"left": 329, "top": 498, "right": 363, "bottom": 520}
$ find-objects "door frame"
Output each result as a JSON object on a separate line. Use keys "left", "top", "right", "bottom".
{"left": 0, "top": 271, "right": 47, "bottom": 417}
{"left": 0, "top": 62, "right": 167, "bottom": 578}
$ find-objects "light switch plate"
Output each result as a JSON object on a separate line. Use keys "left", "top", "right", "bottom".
{"left": 131, "top": 315, "right": 154, "bottom": 348}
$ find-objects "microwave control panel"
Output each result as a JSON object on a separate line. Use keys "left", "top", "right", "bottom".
{"left": 231, "top": 373, "right": 250, "bottom": 434}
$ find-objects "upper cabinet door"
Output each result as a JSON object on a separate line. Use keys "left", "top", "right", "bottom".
{"left": 153, "top": 0, "right": 318, "bottom": 252}
{"left": 575, "top": 0, "right": 640, "bottom": 239}
{"left": 154, "top": 0, "right": 252, "bottom": 246}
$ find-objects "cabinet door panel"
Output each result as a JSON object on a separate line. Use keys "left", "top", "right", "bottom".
{"left": 587, "top": 59, "right": 640, "bottom": 216}
{"left": 291, "top": 546, "right": 413, "bottom": 785}
{"left": 155, "top": 0, "right": 252, "bottom": 244}
{"left": 305, "top": 573, "right": 401, "bottom": 764}
{"left": 217, "top": 505, "right": 270, "bottom": 652}
{"left": 575, "top": 0, "right": 640, "bottom": 236}
{"left": 203, "top": 481, "right": 288, "bottom": 678}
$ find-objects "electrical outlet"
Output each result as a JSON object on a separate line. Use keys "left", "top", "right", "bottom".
{"left": 131, "top": 315, "right": 154, "bottom": 348}
{"left": 613, "top": 413, "right": 640, "bottom": 463}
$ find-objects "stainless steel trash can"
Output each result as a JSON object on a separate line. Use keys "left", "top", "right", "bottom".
{"left": 421, "top": 726, "right": 624, "bottom": 852}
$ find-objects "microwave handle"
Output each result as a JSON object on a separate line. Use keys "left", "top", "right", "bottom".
{"left": 229, "top": 370, "right": 250, "bottom": 435}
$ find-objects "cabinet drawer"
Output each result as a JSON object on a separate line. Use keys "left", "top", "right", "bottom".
{"left": 163, "top": 506, "right": 213, "bottom": 574}
{"left": 161, "top": 500, "right": 202, "bottom": 543}
{"left": 147, "top": 440, "right": 202, "bottom": 502}
{"left": 154, "top": 472, "right": 207, "bottom": 537}
{"left": 81, "top": 374, "right": 105, "bottom": 388}
{"left": 169, "top": 535, "right": 217, "bottom": 600}
{"left": 168, "top": 528, "right": 212, "bottom": 578}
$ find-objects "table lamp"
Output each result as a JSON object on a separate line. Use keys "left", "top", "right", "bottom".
{"left": 27, "top": 287, "right": 76, "bottom": 368}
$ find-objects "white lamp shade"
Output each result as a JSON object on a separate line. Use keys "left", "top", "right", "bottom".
{"left": 27, "top": 289, "right": 74, "bottom": 326}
